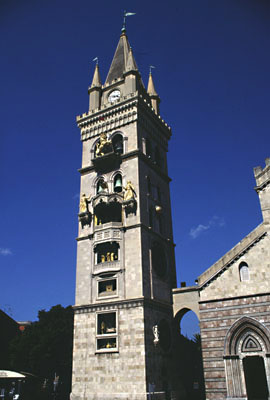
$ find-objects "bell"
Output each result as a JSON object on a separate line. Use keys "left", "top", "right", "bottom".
{"left": 98, "top": 180, "right": 105, "bottom": 193}
{"left": 114, "top": 177, "right": 122, "bottom": 193}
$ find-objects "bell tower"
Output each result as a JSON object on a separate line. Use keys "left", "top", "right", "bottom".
{"left": 71, "top": 28, "right": 177, "bottom": 400}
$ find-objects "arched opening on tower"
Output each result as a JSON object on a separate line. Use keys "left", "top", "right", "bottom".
{"left": 94, "top": 201, "right": 122, "bottom": 225}
{"left": 151, "top": 242, "right": 167, "bottom": 279}
{"left": 112, "top": 133, "right": 123, "bottom": 154}
{"left": 94, "top": 242, "right": 120, "bottom": 264}
{"left": 113, "top": 174, "right": 122, "bottom": 193}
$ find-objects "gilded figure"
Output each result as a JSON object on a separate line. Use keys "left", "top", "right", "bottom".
{"left": 95, "top": 133, "right": 112, "bottom": 157}
{"left": 123, "top": 180, "right": 136, "bottom": 201}
{"left": 79, "top": 193, "right": 91, "bottom": 213}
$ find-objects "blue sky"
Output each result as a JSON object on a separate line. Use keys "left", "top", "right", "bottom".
{"left": 1, "top": 0, "right": 270, "bottom": 335}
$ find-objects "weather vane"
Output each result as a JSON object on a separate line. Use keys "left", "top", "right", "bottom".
{"left": 149, "top": 65, "right": 155, "bottom": 74}
{"left": 92, "top": 57, "right": 98, "bottom": 65}
{"left": 122, "top": 10, "right": 136, "bottom": 32}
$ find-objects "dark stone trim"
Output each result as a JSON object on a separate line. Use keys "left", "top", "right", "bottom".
{"left": 205, "top": 378, "right": 226, "bottom": 382}
{"left": 203, "top": 367, "right": 225, "bottom": 371}
{"left": 200, "top": 310, "right": 270, "bottom": 323}
{"left": 200, "top": 299, "right": 270, "bottom": 313}
{"left": 202, "top": 347, "right": 223, "bottom": 352}
{"left": 199, "top": 291, "right": 270, "bottom": 305}
{"left": 224, "top": 355, "right": 239, "bottom": 360}
{"left": 200, "top": 326, "right": 231, "bottom": 332}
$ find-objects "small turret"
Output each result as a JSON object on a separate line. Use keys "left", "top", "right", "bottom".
{"left": 124, "top": 48, "right": 139, "bottom": 93}
{"left": 254, "top": 157, "right": 270, "bottom": 229}
{"left": 147, "top": 72, "right": 160, "bottom": 114}
{"left": 88, "top": 63, "right": 101, "bottom": 112}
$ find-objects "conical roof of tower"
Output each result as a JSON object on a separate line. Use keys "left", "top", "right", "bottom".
{"left": 147, "top": 72, "right": 158, "bottom": 96}
{"left": 91, "top": 63, "right": 101, "bottom": 88}
{"left": 105, "top": 31, "right": 138, "bottom": 84}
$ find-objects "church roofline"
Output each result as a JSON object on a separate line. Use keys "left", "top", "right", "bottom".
{"left": 197, "top": 222, "right": 267, "bottom": 289}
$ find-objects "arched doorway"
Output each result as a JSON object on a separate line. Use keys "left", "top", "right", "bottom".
{"left": 243, "top": 356, "right": 268, "bottom": 400}
{"left": 224, "top": 317, "right": 270, "bottom": 399}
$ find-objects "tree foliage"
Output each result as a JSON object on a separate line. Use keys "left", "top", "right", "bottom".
{"left": 171, "top": 332, "right": 205, "bottom": 400}
{"left": 9, "top": 305, "right": 73, "bottom": 393}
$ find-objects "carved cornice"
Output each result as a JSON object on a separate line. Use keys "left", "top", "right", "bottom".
{"left": 78, "top": 99, "right": 138, "bottom": 141}
{"left": 255, "top": 178, "right": 270, "bottom": 193}
{"left": 76, "top": 94, "right": 171, "bottom": 142}
{"left": 73, "top": 297, "right": 172, "bottom": 314}
{"left": 76, "top": 222, "right": 175, "bottom": 247}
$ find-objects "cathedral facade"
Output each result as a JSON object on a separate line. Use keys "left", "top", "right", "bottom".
{"left": 173, "top": 160, "right": 270, "bottom": 400}
{"left": 71, "top": 27, "right": 270, "bottom": 400}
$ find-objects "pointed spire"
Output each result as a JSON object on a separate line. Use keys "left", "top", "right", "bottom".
{"left": 147, "top": 71, "right": 160, "bottom": 114}
{"left": 125, "top": 48, "right": 138, "bottom": 72}
{"left": 147, "top": 72, "right": 158, "bottom": 96}
{"left": 105, "top": 32, "right": 132, "bottom": 84}
{"left": 91, "top": 63, "right": 101, "bottom": 88}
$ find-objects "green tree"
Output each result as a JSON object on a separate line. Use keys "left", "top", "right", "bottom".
{"left": 9, "top": 305, "right": 73, "bottom": 396}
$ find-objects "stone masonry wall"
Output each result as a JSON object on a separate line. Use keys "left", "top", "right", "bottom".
{"left": 199, "top": 293, "right": 270, "bottom": 400}
{"left": 72, "top": 303, "right": 147, "bottom": 400}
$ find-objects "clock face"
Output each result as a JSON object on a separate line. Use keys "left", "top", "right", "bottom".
{"left": 108, "top": 89, "right": 120, "bottom": 103}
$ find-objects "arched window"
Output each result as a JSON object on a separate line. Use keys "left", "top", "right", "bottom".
{"left": 94, "top": 201, "right": 122, "bottom": 226}
{"left": 94, "top": 242, "right": 120, "bottom": 264}
{"left": 151, "top": 242, "right": 167, "bottom": 279}
{"left": 112, "top": 133, "right": 123, "bottom": 154}
{"left": 113, "top": 174, "right": 122, "bottom": 193}
{"left": 239, "top": 262, "right": 250, "bottom": 282}
{"left": 96, "top": 178, "right": 108, "bottom": 195}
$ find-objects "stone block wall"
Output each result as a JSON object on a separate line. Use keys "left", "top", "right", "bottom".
{"left": 72, "top": 302, "right": 147, "bottom": 400}
{"left": 200, "top": 293, "right": 270, "bottom": 400}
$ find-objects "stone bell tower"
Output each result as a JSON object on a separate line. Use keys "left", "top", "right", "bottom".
{"left": 71, "top": 27, "right": 177, "bottom": 400}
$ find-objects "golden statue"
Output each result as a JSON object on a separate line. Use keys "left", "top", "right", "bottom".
{"left": 101, "top": 321, "right": 106, "bottom": 334}
{"left": 101, "top": 255, "right": 105, "bottom": 263}
{"left": 106, "top": 252, "right": 111, "bottom": 262}
{"left": 106, "top": 284, "right": 113, "bottom": 292}
{"left": 79, "top": 193, "right": 91, "bottom": 213}
{"left": 110, "top": 252, "right": 114, "bottom": 261}
{"left": 95, "top": 133, "right": 112, "bottom": 157}
{"left": 123, "top": 181, "right": 136, "bottom": 201}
